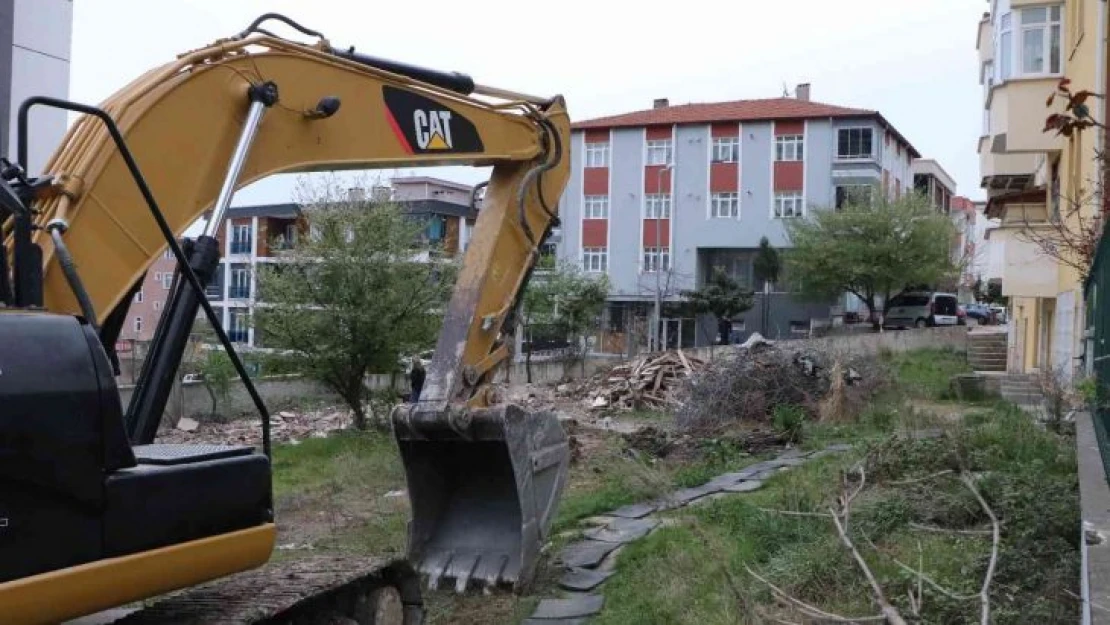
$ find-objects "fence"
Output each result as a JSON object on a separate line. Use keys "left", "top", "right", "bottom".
{"left": 1086, "top": 231, "right": 1110, "bottom": 482}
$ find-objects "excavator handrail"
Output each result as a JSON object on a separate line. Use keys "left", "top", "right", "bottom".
{"left": 16, "top": 94, "right": 274, "bottom": 458}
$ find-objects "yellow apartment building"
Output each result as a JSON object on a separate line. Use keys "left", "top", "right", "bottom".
{"left": 977, "top": 0, "right": 1108, "bottom": 377}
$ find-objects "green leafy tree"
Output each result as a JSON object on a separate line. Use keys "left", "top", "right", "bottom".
{"left": 521, "top": 260, "right": 609, "bottom": 379}
{"left": 752, "top": 236, "right": 781, "bottom": 334}
{"left": 681, "top": 267, "right": 754, "bottom": 344}
{"left": 783, "top": 193, "right": 958, "bottom": 331}
{"left": 253, "top": 179, "right": 457, "bottom": 430}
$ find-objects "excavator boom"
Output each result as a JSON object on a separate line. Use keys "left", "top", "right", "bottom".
{"left": 0, "top": 13, "right": 571, "bottom": 623}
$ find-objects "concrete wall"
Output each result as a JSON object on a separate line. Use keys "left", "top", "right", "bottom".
{"left": 607, "top": 127, "right": 645, "bottom": 298}
{"left": 126, "top": 327, "right": 967, "bottom": 422}
{"left": 121, "top": 356, "right": 625, "bottom": 421}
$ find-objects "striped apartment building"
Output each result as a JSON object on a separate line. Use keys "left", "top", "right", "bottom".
{"left": 555, "top": 84, "right": 926, "bottom": 352}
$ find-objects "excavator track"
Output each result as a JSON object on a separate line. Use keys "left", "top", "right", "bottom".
{"left": 97, "top": 556, "right": 425, "bottom": 625}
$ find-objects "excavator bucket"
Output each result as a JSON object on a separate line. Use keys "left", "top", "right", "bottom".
{"left": 392, "top": 404, "right": 570, "bottom": 593}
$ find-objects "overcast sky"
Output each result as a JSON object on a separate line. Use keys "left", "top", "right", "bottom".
{"left": 70, "top": 0, "right": 988, "bottom": 206}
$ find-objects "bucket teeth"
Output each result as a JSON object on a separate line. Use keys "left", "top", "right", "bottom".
{"left": 447, "top": 553, "right": 480, "bottom": 593}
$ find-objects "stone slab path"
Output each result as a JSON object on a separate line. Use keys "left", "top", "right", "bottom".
{"left": 524, "top": 442, "right": 853, "bottom": 622}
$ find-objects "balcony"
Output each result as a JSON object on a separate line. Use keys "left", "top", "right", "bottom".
{"left": 986, "top": 77, "right": 1063, "bottom": 155}
{"left": 228, "top": 285, "right": 251, "bottom": 300}
{"left": 979, "top": 147, "right": 1040, "bottom": 195}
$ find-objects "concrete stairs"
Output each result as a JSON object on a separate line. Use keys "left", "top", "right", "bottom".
{"left": 967, "top": 331, "right": 1008, "bottom": 373}
{"left": 999, "top": 373, "right": 1044, "bottom": 408}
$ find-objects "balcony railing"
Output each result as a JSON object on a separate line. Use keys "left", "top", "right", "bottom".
{"left": 228, "top": 286, "right": 250, "bottom": 299}
{"left": 230, "top": 240, "right": 251, "bottom": 255}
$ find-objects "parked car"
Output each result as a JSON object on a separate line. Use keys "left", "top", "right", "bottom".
{"left": 964, "top": 303, "right": 995, "bottom": 324}
{"left": 883, "top": 291, "right": 961, "bottom": 329}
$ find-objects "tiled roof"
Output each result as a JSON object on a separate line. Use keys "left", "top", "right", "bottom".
{"left": 572, "top": 98, "right": 921, "bottom": 158}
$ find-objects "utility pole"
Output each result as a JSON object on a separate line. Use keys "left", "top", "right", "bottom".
{"left": 652, "top": 162, "right": 673, "bottom": 352}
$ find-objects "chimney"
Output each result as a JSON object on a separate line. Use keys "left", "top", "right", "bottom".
{"left": 347, "top": 187, "right": 366, "bottom": 202}
{"left": 653, "top": 98, "right": 669, "bottom": 109}
{"left": 795, "top": 83, "right": 811, "bottom": 102}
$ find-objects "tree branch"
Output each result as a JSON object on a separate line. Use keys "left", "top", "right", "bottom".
{"left": 828, "top": 507, "right": 908, "bottom": 625}
{"left": 888, "top": 469, "right": 954, "bottom": 486}
{"left": 743, "top": 563, "right": 886, "bottom": 623}
{"left": 908, "top": 522, "right": 994, "bottom": 536}
{"left": 960, "top": 472, "right": 1000, "bottom": 625}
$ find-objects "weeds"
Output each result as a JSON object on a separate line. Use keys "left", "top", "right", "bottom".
{"left": 591, "top": 401, "right": 1078, "bottom": 624}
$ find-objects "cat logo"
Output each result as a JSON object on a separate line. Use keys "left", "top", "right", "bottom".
{"left": 413, "top": 110, "right": 453, "bottom": 150}
{"left": 382, "top": 85, "right": 483, "bottom": 155}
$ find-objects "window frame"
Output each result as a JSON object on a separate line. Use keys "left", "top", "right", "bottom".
{"left": 644, "top": 193, "right": 672, "bottom": 219}
{"left": 642, "top": 246, "right": 671, "bottom": 273}
{"left": 133, "top": 316, "right": 143, "bottom": 333}
{"left": 773, "top": 191, "right": 805, "bottom": 219}
{"left": 230, "top": 223, "right": 253, "bottom": 255}
{"left": 583, "top": 194, "right": 610, "bottom": 219}
{"left": 835, "top": 184, "right": 874, "bottom": 210}
{"left": 1017, "top": 5, "right": 1062, "bottom": 76}
{"left": 836, "top": 127, "right": 874, "bottom": 160}
{"left": 711, "top": 136, "right": 739, "bottom": 163}
{"left": 230, "top": 266, "right": 251, "bottom": 299}
{"left": 710, "top": 192, "right": 740, "bottom": 219}
{"left": 645, "top": 139, "right": 673, "bottom": 166}
{"left": 582, "top": 247, "right": 608, "bottom": 273}
{"left": 774, "top": 135, "right": 804, "bottom": 162}
{"left": 585, "top": 141, "right": 610, "bottom": 168}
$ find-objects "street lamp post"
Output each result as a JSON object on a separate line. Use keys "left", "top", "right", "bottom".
{"left": 653, "top": 162, "right": 673, "bottom": 352}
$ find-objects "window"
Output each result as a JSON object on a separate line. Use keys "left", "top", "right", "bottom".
{"left": 1019, "top": 6, "right": 1062, "bottom": 75}
{"left": 775, "top": 135, "right": 804, "bottom": 161}
{"left": 229, "top": 310, "right": 250, "bottom": 344}
{"left": 712, "top": 137, "right": 739, "bottom": 163}
{"left": 229, "top": 265, "right": 251, "bottom": 299}
{"left": 999, "top": 13, "right": 1012, "bottom": 78}
{"left": 646, "top": 139, "right": 672, "bottom": 165}
{"left": 133, "top": 317, "right": 142, "bottom": 333}
{"left": 163, "top": 249, "right": 174, "bottom": 260}
{"left": 585, "top": 142, "right": 610, "bottom": 168}
{"left": 773, "top": 192, "right": 804, "bottom": 218}
{"left": 642, "top": 247, "right": 671, "bottom": 272}
{"left": 583, "top": 247, "right": 608, "bottom": 272}
{"left": 153, "top": 301, "right": 163, "bottom": 312}
{"left": 644, "top": 194, "right": 672, "bottom": 218}
{"left": 835, "top": 185, "right": 873, "bottom": 209}
{"left": 155, "top": 271, "right": 174, "bottom": 290}
{"left": 710, "top": 192, "right": 740, "bottom": 218}
{"left": 230, "top": 224, "right": 252, "bottom": 255}
{"left": 837, "top": 128, "right": 873, "bottom": 159}
{"left": 134, "top": 289, "right": 144, "bottom": 304}
{"left": 584, "top": 195, "right": 609, "bottom": 219}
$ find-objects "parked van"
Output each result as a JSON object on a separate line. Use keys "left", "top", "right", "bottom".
{"left": 883, "top": 291, "right": 960, "bottom": 329}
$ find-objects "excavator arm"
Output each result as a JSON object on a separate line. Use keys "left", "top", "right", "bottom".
{"left": 0, "top": 14, "right": 571, "bottom": 623}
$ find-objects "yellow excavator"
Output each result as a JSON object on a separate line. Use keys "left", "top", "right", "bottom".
{"left": 0, "top": 13, "right": 572, "bottom": 624}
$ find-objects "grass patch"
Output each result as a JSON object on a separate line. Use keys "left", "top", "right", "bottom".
{"left": 591, "top": 399, "right": 1079, "bottom": 624}
{"left": 885, "top": 346, "right": 971, "bottom": 400}
{"left": 271, "top": 429, "right": 403, "bottom": 497}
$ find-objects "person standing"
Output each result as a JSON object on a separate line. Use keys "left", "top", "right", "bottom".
{"left": 409, "top": 357, "right": 426, "bottom": 403}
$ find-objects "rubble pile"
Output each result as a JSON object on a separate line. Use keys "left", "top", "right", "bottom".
{"left": 585, "top": 350, "right": 707, "bottom": 412}
{"left": 674, "top": 334, "right": 888, "bottom": 432}
{"left": 159, "top": 406, "right": 355, "bottom": 447}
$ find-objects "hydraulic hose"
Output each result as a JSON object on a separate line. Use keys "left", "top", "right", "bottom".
{"left": 47, "top": 220, "right": 99, "bottom": 334}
